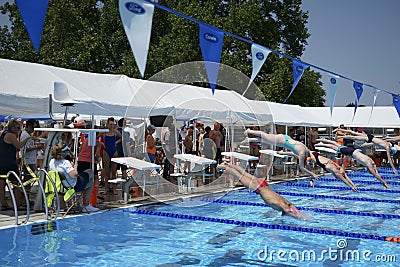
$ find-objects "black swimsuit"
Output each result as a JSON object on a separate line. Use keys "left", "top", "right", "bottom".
{"left": 367, "top": 134, "right": 374, "bottom": 143}
{"left": 312, "top": 151, "right": 328, "bottom": 172}
{"left": 338, "top": 146, "right": 356, "bottom": 156}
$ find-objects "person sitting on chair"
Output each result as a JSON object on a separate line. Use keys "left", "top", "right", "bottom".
{"left": 49, "top": 143, "right": 99, "bottom": 213}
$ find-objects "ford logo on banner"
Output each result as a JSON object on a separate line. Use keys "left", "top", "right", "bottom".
{"left": 204, "top": 33, "right": 218, "bottom": 43}
{"left": 330, "top": 77, "right": 336, "bottom": 84}
{"left": 256, "top": 52, "right": 264, "bottom": 60}
{"left": 296, "top": 65, "right": 303, "bottom": 72}
{"left": 125, "top": 2, "right": 146, "bottom": 14}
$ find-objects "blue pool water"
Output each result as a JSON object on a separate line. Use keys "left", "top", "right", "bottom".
{"left": 0, "top": 168, "right": 399, "bottom": 266}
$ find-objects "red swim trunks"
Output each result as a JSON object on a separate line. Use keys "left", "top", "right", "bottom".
{"left": 254, "top": 179, "right": 268, "bottom": 194}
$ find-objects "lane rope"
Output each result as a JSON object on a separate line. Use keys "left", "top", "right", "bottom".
{"left": 317, "top": 177, "right": 400, "bottom": 186}
{"left": 125, "top": 209, "right": 400, "bottom": 243}
{"left": 241, "top": 190, "right": 400, "bottom": 204}
{"left": 200, "top": 198, "right": 400, "bottom": 219}
{"left": 280, "top": 182, "right": 400, "bottom": 193}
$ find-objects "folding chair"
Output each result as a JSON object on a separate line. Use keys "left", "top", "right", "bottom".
{"left": 20, "top": 156, "right": 51, "bottom": 219}
{"left": 44, "top": 170, "right": 82, "bottom": 217}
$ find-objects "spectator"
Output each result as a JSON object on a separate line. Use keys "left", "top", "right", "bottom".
{"left": 49, "top": 143, "right": 99, "bottom": 213}
{"left": 162, "top": 124, "right": 175, "bottom": 180}
{"left": 124, "top": 120, "right": 137, "bottom": 156}
{"left": 307, "top": 127, "right": 319, "bottom": 150}
{"left": 116, "top": 118, "right": 129, "bottom": 180}
{"left": 335, "top": 124, "right": 346, "bottom": 146}
{"left": 295, "top": 127, "right": 305, "bottom": 144}
{"left": 102, "top": 117, "right": 121, "bottom": 193}
{"left": 146, "top": 125, "right": 157, "bottom": 163}
{"left": 20, "top": 119, "right": 43, "bottom": 188}
{"left": 0, "top": 119, "right": 34, "bottom": 210}
{"left": 210, "top": 122, "right": 223, "bottom": 164}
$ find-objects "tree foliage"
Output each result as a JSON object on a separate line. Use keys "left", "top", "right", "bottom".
{"left": 0, "top": 0, "right": 325, "bottom": 106}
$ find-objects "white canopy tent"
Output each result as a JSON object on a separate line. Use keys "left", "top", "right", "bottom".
{"left": 303, "top": 106, "right": 400, "bottom": 128}
{"left": 259, "top": 101, "right": 327, "bottom": 127}
{"left": 0, "top": 58, "right": 272, "bottom": 125}
{"left": 1, "top": 58, "right": 398, "bottom": 128}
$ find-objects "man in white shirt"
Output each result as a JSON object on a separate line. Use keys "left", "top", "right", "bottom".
{"left": 124, "top": 120, "right": 138, "bottom": 156}
{"left": 20, "top": 119, "right": 42, "bottom": 186}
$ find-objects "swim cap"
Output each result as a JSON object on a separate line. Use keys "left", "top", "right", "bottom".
{"left": 390, "top": 147, "right": 397, "bottom": 155}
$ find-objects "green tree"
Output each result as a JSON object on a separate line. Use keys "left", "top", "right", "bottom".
{"left": 0, "top": 0, "right": 325, "bottom": 106}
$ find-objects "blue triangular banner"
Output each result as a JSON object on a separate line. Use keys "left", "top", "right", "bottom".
{"left": 199, "top": 24, "right": 224, "bottom": 94}
{"left": 328, "top": 75, "right": 339, "bottom": 116}
{"left": 282, "top": 60, "right": 308, "bottom": 103}
{"left": 392, "top": 94, "right": 400, "bottom": 118}
{"left": 352, "top": 81, "right": 364, "bottom": 117}
{"left": 16, "top": 0, "right": 49, "bottom": 53}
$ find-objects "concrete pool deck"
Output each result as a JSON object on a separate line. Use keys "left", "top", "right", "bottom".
{"left": 0, "top": 172, "right": 310, "bottom": 229}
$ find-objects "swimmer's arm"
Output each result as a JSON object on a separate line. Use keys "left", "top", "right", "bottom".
{"left": 359, "top": 143, "right": 373, "bottom": 148}
{"left": 337, "top": 129, "right": 359, "bottom": 135}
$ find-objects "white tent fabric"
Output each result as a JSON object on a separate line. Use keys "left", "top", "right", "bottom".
{"left": 1, "top": 58, "right": 398, "bottom": 127}
{"left": 0, "top": 58, "right": 137, "bottom": 116}
{"left": 263, "top": 101, "right": 327, "bottom": 127}
{"left": 126, "top": 80, "right": 273, "bottom": 124}
{"left": 0, "top": 59, "right": 272, "bottom": 124}
{"left": 303, "top": 106, "right": 400, "bottom": 128}
{"left": 250, "top": 101, "right": 400, "bottom": 128}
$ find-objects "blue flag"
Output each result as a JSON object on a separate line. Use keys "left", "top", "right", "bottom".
{"left": 352, "top": 81, "right": 363, "bottom": 117}
{"left": 328, "top": 75, "right": 339, "bottom": 116}
{"left": 199, "top": 24, "right": 224, "bottom": 94}
{"left": 392, "top": 94, "right": 400, "bottom": 118}
{"left": 282, "top": 60, "right": 308, "bottom": 103}
{"left": 16, "top": 0, "right": 49, "bottom": 53}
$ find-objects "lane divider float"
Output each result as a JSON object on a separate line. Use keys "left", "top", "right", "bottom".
{"left": 124, "top": 209, "right": 400, "bottom": 243}
{"left": 200, "top": 198, "right": 400, "bottom": 219}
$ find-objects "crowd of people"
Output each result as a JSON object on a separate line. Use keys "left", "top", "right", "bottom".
{"left": 1, "top": 117, "right": 399, "bottom": 219}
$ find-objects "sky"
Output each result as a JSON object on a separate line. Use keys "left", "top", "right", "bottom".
{"left": 1, "top": 0, "right": 399, "bottom": 107}
{"left": 300, "top": 0, "right": 400, "bottom": 107}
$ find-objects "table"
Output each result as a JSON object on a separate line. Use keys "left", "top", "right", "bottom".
{"left": 173, "top": 154, "right": 216, "bottom": 193}
{"left": 221, "top": 151, "right": 259, "bottom": 162}
{"left": 111, "top": 157, "right": 161, "bottom": 203}
{"left": 259, "top": 149, "right": 292, "bottom": 158}
{"left": 259, "top": 149, "right": 295, "bottom": 178}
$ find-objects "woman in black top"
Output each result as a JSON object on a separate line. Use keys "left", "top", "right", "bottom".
{"left": 0, "top": 119, "right": 34, "bottom": 210}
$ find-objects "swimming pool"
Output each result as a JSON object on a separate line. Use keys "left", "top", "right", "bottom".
{"left": 0, "top": 168, "right": 399, "bottom": 266}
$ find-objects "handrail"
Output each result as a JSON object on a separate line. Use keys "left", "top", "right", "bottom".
{"left": 40, "top": 169, "right": 60, "bottom": 220}
{"left": 0, "top": 171, "right": 30, "bottom": 225}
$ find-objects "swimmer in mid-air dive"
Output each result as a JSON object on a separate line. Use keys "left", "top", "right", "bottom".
{"left": 277, "top": 150, "right": 358, "bottom": 192}
{"left": 244, "top": 129, "right": 320, "bottom": 185}
{"left": 315, "top": 138, "right": 389, "bottom": 189}
{"left": 334, "top": 128, "right": 399, "bottom": 176}
{"left": 218, "top": 162, "right": 306, "bottom": 220}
